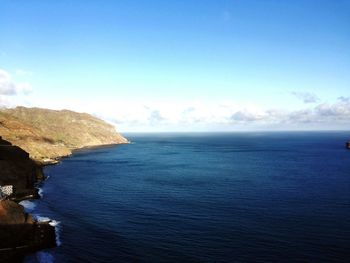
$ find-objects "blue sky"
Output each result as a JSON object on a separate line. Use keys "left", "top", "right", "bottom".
{"left": 0, "top": 0, "right": 349, "bottom": 131}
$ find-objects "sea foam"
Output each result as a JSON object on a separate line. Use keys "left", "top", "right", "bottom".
{"left": 38, "top": 187, "right": 44, "bottom": 198}
{"left": 19, "top": 200, "right": 36, "bottom": 212}
{"left": 35, "top": 215, "right": 62, "bottom": 247}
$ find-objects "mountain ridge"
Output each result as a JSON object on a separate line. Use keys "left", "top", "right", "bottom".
{"left": 0, "top": 106, "right": 128, "bottom": 163}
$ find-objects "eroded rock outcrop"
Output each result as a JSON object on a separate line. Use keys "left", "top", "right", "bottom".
{"left": 0, "top": 137, "right": 56, "bottom": 262}
{"left": 0, "top": 107, "right": 128, "bottom": 261}
{"left": 0, "top": 136, "right": 43, "bottom": 198}
{"left": 0, "top": 200, "right": 34, "bottom": 224}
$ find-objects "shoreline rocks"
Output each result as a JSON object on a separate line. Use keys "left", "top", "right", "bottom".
{"left": 0, "top": 222, "right": 56, "bottom": 262}
{"left": 0, "top": 107, "right": 128, "bottom": 261}
{"left": 0, "top": 137, "right": 44, "bottom": 200}
{"left": 0, "top": 137, "right": 56, "bottom": 261}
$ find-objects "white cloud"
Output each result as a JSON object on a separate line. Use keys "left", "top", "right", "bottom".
{"left": 0, "top": 68, "right": 33, "bottom": 96}
{"left": 4, "top": 72, "right": 348, "bottom": 131}
{"left": 90, "top": 97, "right": 350, "bottom": 131}
{"left": 17, "top": 82, "right": 33, "bottom": 94}
{"left": 6, "top": 90, "right": 350, "bottom": 131}
{"left": 149, "top": 110, "right": 165, "bottom": 125}
{"left": 0, "top": 96, "right": 10, "bottom": 108}
{"left": 15, "top": 69, "right": 33, "bottom": 76}
{"left": 315, "top": 100, "right": 350, "bottom": 119}
{"left": 97, "top": 98, "right": 350, "bottom": 131}
{"left": 337, "top": 96, "right": 350, "bottom": 103}
{"left": 0, "top": 68, "right": 33, "bottom": 107}
{"left": 0, "top": 69, "right": 16, "bottom": 95}
{"left": 287, "top": 109, "right": 314, "bottom": 123}
{"left": 291, "top": 91, "right": 319, "bottom": 103}
{"left": 230, "top": 111, "right": 263, "bottom": 122}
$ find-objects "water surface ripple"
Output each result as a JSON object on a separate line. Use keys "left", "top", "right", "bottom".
{"left": 25, "top": 132, "right": 350, "bottom": 262}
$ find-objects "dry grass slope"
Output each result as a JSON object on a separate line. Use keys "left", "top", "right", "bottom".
{"left": 0, "top": 107, "right": 128, "bottom": 161}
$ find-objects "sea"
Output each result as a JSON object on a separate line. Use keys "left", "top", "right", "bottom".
{"left": 24, "top": 132, "right": 350, "bottom": 263}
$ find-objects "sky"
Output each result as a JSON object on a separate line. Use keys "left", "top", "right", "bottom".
{"left": 0, "top": 0, "right": 349, "bottom": 132}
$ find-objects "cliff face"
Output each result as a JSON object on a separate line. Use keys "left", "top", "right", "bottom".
{"left": 0, "top": 137, "right": 56, "bottom": 261}
{"left": 0, "top": 136, "right": 38, "bottom": 224}
{"left": 0, "top": 106, "right": 128, "bottom": 162}
{"left": 0, "top": 199, "right": 34, "bottom": 224}
{"left": 0, "top": 107, "right": 123, "bottom": 260}
{"left": 0, "top": 137, "right": 43, "bottom": 195}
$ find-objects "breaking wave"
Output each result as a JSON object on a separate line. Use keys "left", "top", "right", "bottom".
{"left": 19, "top": 200, "right": 36, "bottom": 212}
{"left": 35, "top": 216, "right": 62, "bottom": 247}
{"left": 38, "top": 187, "right": 44, "bottom": 198}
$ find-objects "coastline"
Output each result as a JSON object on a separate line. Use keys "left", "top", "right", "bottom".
{"left": 39, "top": 141, "right": 130, "bottom": 165}
{"left": 0, "top": 137, "right": 128, "bottom": 262}
{"left": 0, "top": 137, "right": 56, "bottom": 262}
{"left": 40, "top": 142, "right": 130, "bottom": 165}
{"left": 0, "top": 106, "right": 129, "bottom": 261}
{"left": 71, "top": 141, "right": 130, "bottom": 153}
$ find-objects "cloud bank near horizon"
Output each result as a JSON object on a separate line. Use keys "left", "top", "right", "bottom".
{"left": 102, "top": 98, "right": 350, "bottom": 131}
{"left": 291, "top": 92, "right": 319, "bottom": 104}
{"left": 1, "top": 68, "right": 349, "bottom": 132}
{"left": 0, "top": 69, "right": 32, "bottom": 106}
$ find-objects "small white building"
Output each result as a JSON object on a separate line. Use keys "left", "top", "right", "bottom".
{"left": 0, "top": 185, "right": 13, "bottom": 198}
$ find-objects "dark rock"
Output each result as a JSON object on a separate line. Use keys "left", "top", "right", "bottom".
{"left": 0, "top": 222, "right": 56, "bottom": 261}
{"left": 0, "top": 200, "right": 34, "bottom": 224}
{"left": 0, "top": 137, "right": 56, "bottom": 260}
{"left": 0, "top": 137, "right": 44, "bottom": 195}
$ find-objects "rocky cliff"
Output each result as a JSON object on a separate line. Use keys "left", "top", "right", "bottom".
{"left": 0, "top": 106, "right": 128, "bottom": 162}
{"left": 0, "top": 107, "right": 126, "bottom": 260}
{"left": 0, "top": 136, "right": 43, "bottom": 197}
{"left": 0, "top": 137, "right": 56, "bottom": 262}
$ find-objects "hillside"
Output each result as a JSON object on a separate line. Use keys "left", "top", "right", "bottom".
{"left": 0, "top": 107, "right": 128, "bottom": 162}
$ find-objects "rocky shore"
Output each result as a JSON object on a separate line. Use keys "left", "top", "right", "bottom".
{"left": 0, "top": 137, "right": 56, "bottom": 262}
{"left": 0, "top": 107, "right": 128, "bottom": 262}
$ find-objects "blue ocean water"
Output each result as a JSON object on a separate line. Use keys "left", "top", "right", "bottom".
{"left": 25, "top": 132, "right": 350, "bottom": 263}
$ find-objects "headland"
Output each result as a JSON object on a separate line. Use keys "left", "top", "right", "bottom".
{"left": 0, "top": 106, "right": 128, "bottom": 261}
